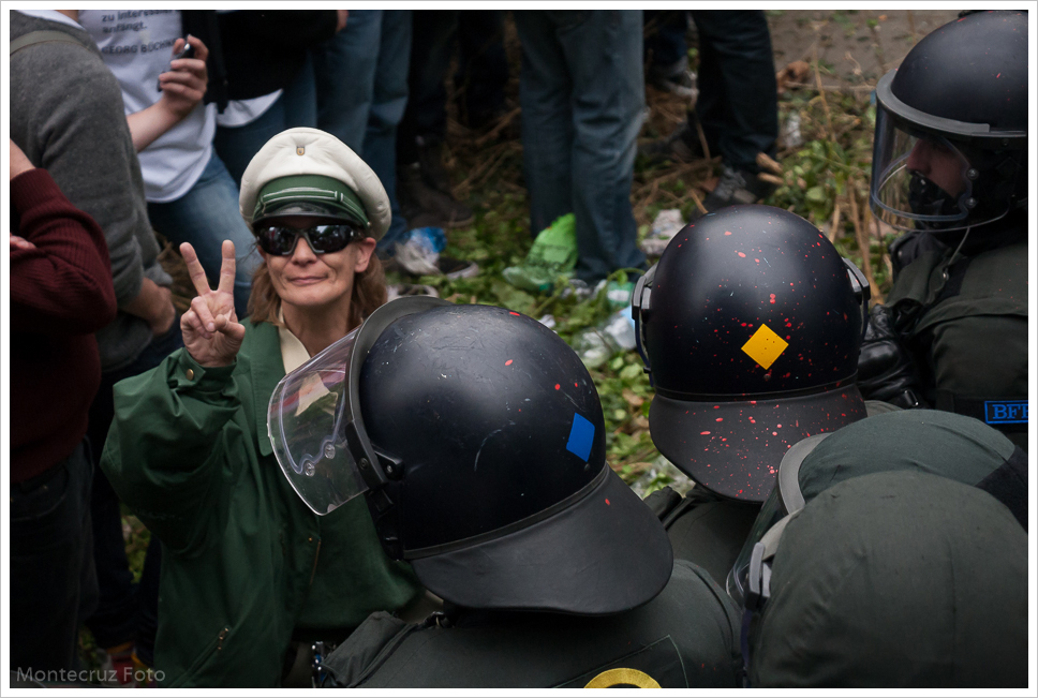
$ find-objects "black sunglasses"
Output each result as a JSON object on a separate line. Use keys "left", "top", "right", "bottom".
{"left": 253, "top": 223, "right": 364, "bottom": 256}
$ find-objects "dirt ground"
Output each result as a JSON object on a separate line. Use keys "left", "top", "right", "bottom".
{"left": 767, "top": 9, "right": 961, "bottom": 86}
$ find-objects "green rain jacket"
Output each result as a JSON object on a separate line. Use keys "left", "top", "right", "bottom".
{"left": 101, "top": 321, "right": 422, "bottom": 687}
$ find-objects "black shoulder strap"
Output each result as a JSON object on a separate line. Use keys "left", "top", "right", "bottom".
{"left": 10, "top": 30, "right": 93, "bottom": 56}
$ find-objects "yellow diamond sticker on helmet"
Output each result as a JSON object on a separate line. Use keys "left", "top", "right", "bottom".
{"left": 742, "top": 324, "right": 788, "bottom": 370}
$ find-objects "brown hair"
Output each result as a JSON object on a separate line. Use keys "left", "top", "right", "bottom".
{"left": 246, "top": 249, "right": 388, "bottom": 331}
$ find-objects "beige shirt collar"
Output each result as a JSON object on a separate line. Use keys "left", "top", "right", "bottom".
{"left": 277, "top": 308, "right": 311, "bottom": 374}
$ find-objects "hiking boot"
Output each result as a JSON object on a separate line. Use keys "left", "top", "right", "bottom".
{"left": 689, "top": 165, "right": 776, "bottom": 221}
{"left": 398, "top": 162, "right": 474, "bottom": 229}
{"left": 638, "top": 117, "right": 707, "bottom": 167}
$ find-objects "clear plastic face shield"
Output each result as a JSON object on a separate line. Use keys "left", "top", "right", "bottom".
{"left": 727, "top": 433, "right": 831, "bottom": 607}
{"left": 268, "top": 326, "right": 368, "bottom": 515}
{"left": 869, "top": 71, "right": 1027, "bottom": 234}
{"left": 268, "top": 295, "right": 450, "bottom": 517}
{"left": 871, "top": 110, "right": 975, "bottom": 231}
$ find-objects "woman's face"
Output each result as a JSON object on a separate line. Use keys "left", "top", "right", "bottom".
{"left": 260, "top": 215, "right": 376, "bottom": 313}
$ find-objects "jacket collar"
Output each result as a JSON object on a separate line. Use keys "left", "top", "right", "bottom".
{"left": 248, "top": 320, "right": 285, "bottom": 458}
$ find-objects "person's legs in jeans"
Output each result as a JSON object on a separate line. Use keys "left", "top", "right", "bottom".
{"left": 519, "top": 10, "right": 645, "bottom": 282}
{"left": 312, "top": 10, "right": 411, "bottom": 254}
{"left": 312, "top": 10, "right": 380, "bottom": 152}
{"left": 564, "top": 10, "right": 645, "bottom": 282}
{"left": 365, "top": 10, "right": 413, "bottom": 253}
{"left": 10, "top": 442, "right": 95, "bottom": 673}
{"left": 146, "top": 153, "right": 261, "bottom": 317}
{"left": 689, "top": 10, "right": 777, "bottom": 173}
{"left": 514, "top": 10, "right": 575, "bottom": 241}
{"left": 213, "top": 57, "right": 319, "bottom": 188}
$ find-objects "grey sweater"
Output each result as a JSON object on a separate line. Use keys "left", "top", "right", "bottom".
{"left": 10, "top": 12, "right": 172, "bottom": 372}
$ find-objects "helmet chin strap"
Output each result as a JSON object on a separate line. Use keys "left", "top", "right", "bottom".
{"left": 947, "top": 225, "right": 973, "bottom": 263}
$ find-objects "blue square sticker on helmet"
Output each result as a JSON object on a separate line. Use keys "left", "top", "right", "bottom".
{"left": 566, "top": 413, "right": 595, "bottom": 462}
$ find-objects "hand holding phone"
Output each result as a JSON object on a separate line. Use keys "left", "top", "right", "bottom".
{"left": 157, "top": 40, "right": 196, "bottom": 91}
{"left": 153, "top": 35, "right": 208, "bottom": 121}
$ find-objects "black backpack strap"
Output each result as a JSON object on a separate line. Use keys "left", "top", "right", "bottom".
{"left": 10, "top": 29, "right": 93, "bottom": 56}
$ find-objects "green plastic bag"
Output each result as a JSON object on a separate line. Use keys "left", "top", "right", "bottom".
{"left": 502, "top": 213, "right": 577, "bottom": 293}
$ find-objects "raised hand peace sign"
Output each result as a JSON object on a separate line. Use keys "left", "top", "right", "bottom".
{"left": 180, "top": 240, "right": 246, "bottom": 367}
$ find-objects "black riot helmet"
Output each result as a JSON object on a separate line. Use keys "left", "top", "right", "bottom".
{"left": 270, "top": 297, "right": 673, "bottom": 616}
{"left": 632, "top": 205, "right": 869, "bottom": 503}
{"left": 870, "top": 10, "right": 1028, "bottom": 235}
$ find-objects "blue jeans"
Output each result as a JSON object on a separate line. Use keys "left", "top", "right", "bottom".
{"left": 147, "top": 152, "right": 261, "bottom": 317}
{"left": 214, "top": 55, "right": 319, "bottom": 187}
{"left": 10, "top": 441, "right": 97, "bottom": 672}
{"left": 311, "top": 10, "right": 414, "bottom": 252}
{"left": 85, "top": 319, "right": 183, "bottom": 665}
{"left": 514, "top": 10, "right": 647, "bottom": 283}
{"left": 689, "top": 11, "right": 778, "bottom": 173}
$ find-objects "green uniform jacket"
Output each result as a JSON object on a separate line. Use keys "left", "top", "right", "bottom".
{"left": 887, "top": 233, "right": 1028, "bottom": 449}
{"left": 321, "top": 560, "right": 743, "bottom": 688}
{"left": 100, "top": 321, "right": 422, "bottom": 687}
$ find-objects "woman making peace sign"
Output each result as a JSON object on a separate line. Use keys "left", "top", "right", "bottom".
{"left": 100, "top": 129, "right": 424, "bottom": 687}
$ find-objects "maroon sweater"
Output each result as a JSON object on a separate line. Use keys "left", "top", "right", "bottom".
{"left": 10, "top": 168, "right": 118, "bottom": 483}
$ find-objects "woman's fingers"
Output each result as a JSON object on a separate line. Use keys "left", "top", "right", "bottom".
{"left": 189, "top": 294, "right": 217, "bottom": 336}
{"left": 216, "top": 240, "right": 238, "bottom": 297}
{"left": 180, "top": 242, "right": 213, "bottom": 297}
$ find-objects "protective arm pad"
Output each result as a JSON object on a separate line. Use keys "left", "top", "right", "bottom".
{"left": 856, "top": 304, "right": 928, "bottom": 410}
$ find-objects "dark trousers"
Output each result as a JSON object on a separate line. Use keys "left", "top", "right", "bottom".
{"left": 645, "top": 10, "right": 690, "bottom": 70}
{"left": 689, "top": 10, "right": 778, "bottom": 172}
{"left": 10, "top": 441, "right": 98, "bottom": 672}
{"left": 84, "top": 321, "right": 183, "bottom": 665}
{"left": 397, "top": 9, "right": 509, "bottom": 164}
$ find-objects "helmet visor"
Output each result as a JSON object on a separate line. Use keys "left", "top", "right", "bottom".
{"left": 268, "top": 327, "right": 367, "bottom": 515}
{"left": 870, "top": 107, "right": 975, "bottom": 231}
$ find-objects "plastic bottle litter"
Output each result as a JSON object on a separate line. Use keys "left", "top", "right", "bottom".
{"left": 640, "top": 209, "right": 686, "bottom": 257}
{"left": 629, "top": 455, "right": 697, "bottom": 500}
{"left": 572, "top": 307, "right": 637, "bottom": 369}
{"left": 782, "top": 112, "right": 804, "bottom": 149}
{"left": 394, "top": 226, "right": 447, "bottom": 276}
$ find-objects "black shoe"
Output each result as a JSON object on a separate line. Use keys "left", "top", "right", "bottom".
{"left": 398, "top": 162, "right": 475, "bottom": 229}
{"left": 437, "top": 254, "right": 480, "bottom": 280}
{"left": 638, "top": 117, "right": 707, "bottom": 167}
{"left": 690, "top": 166, "right": 776, "bottom": 221}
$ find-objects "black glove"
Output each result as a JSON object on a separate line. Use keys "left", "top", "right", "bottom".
{"left": 856, "top": 304, "right": 928, "bottom": 409}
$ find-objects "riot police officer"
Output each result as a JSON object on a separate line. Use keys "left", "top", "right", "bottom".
{"left": 860, "top": 10, "right": 1028, "bottom": 450}
{"left": 268, "top": 298, "right": 743, "bottom": 688}
{"left": 742, "top": 470, "right": 1027, "bottom": 687}
{"left": 632, "top": 204, "right": 873, "bottom": 583}
{"left": 727, "top": 407, "right": 1028, "bottom": 607}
